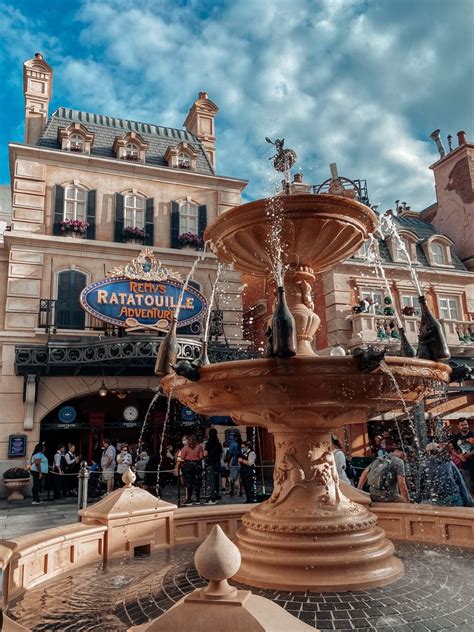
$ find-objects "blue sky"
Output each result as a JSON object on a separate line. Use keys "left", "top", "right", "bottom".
{"left": 1, "top": 0, "right": 473, "bottom": 209}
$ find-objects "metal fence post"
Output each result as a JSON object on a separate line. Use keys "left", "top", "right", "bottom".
{"left": 77, "top": 460, "right": 89, "bottom": 516}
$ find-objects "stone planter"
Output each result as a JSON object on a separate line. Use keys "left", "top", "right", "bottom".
{"left": 126, "top": 238, "right": 143, "bottom": 245}
{"left": 64, "top": 231, "right": 84, "bottom": 239}
{"left": 181, "top": 244, "right": 197, "bottom": 251}
{"left": 3, "top": 478, "right": 29, "bottom": 501}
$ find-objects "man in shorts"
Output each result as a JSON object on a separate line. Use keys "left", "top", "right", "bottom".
{"left": 357, "top": 445, "right": 410, "bottom": 503}
{"left": 101, "top": 438, "right": 116, "bottom": 495}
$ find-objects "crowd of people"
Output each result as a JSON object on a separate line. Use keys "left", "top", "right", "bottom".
{"left": 357, "top": 418, "right": 473, "bottom": 507}
{"left": 25, "top": 418, "right": 473, "bottom": 510}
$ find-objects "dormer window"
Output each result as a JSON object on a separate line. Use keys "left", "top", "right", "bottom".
{"left": 69, "top": 133, "right": 85, "bottom": 153}
{"left": 113, "top": 132, "right": 148, "bottom": 163}
{"left": 431, "top": 242, "right": 446, "bottom": 265}
{"left": 58, "top": 123, "right": 94, "bottom": 154}
{"left": 422, "top": 235, "right": 454, "bottom": 267}
{"left": 125, "top": 143, "right": 139, "bottom": 161}
{"left": 165, "top": 142, "right": 199, "bottom": 170}
{"left": 388, "top": 231, "right": 418, "bottom": 264}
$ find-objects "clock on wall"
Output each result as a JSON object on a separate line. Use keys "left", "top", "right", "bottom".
{"left": 123, "top": 406, "right": 139, "bottom": 422}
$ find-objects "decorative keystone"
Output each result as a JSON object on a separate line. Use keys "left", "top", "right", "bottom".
{"left": 122, "top": 468, "right": 136, "bottom": 488}
{"left": 194, "top": 525, "right": 240, "bottom": 599}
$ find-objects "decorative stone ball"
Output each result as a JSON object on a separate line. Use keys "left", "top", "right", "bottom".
{"left": 194, "top": 524, "right": 241, "bottom": 581}
{"left": 330, "top": 345, "right": 346, "bottom": 356}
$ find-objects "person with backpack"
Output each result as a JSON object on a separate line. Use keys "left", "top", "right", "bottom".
{"left": 357, "top": 445, "right": 410, "bottom": 503}
{"left": 226, "top": 435, "right": 242, "bottom": 497}
{"left": 331, "top": 435, "right": 354, "bottom": 486}
{"left": 418, "top": 442, "right": 472, "bottom": 508}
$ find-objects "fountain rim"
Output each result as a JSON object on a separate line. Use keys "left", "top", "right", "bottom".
{"left": 162, "top": 355, "right": 452, "bottom": 387}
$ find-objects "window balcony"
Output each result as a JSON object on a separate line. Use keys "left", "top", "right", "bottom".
{"left": 349, "top": 312, "right": 474, "bottom": 357}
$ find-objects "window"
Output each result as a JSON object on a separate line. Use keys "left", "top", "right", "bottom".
{"left": 179, "top": 201, "right": 198, "bottom": 234}
{"left": 395, "top": 238, "right": 409, "bottom": 261}
{"left": 69, "top": 133, "right": 85, "bottom": 152}
{"left": 64, "top": 186, "right": 87, "bottom": 221}
{"left": 124, "top": 194, "right": 145, "bottom": 229}
{"left": 361, "top": 290, "right": 383, "bottom": 314}
{"left": 178, "top": 152, "right": 191, "bottom": 168}
{"left": 354, "top": 241, "right": 370, "bottom": 259}
{"left": 439, "top": 297, "right": 459, "bottom": 320}
{"left": 401, "top": 295, "right": 420, "bottom": 316}
{"left": 124, "top": 143, "right": 139, "bottom": 160}
{"left": 56, "top": 270, "right": 87, "bottom": 330}
{"left": 431, "top": 243, "right": 446, "bottom": 265}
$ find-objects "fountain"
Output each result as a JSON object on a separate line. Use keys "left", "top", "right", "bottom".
{"left": 161, "top": 190, "right": 451, "bottom": 591}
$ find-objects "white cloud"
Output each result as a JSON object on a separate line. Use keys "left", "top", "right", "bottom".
{"left": 3, "top": 0, "right": 473, "bottom": 211}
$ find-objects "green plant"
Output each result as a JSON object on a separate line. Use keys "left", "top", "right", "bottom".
{"left": 3, "top": 467, "right": 30, "bottom": 480}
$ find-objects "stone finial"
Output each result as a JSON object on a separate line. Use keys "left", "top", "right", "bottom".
{"left": 122, "top": 467, "right": 136, "bottom": 488}
{"left": 194, "top": 525, "right": 240, "bottom": 599}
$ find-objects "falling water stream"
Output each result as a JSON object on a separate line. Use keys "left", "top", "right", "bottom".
{"left": 380, "top": 214, "right": 423, "bottom": 296}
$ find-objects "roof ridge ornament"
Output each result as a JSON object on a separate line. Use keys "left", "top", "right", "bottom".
{"left": 107, "top": 248, "right": 183, "bottom": 282}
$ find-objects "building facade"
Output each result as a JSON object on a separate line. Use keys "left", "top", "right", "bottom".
{"left": 0, "top": 53, "right": 248, "bottom": 483}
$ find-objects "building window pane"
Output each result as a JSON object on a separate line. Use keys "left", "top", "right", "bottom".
{"left": 125, "top": 143, "right": 139, "bottom": 158}
{"left": 361, "top": 290, "right": 383, "bottom": 314}
{"left": 178, "top": 152, "right": 191, "bottom": 167}
{"left": 431, "top": 243, "right": 446, "bottom": 265}
{"left": 56, "top": 270, "right": 86, "bottom": 330}
{"left": 69, "top": 133, "right": 84, "bottom": 152}
{"left": 439, "top": 297, "right": 459, "bottom": 320}
{"left": 179, "top": 202, "right": 198, "bottom": 234}
{"left": 64, "top": 186, "right": 87, "bottom": 222}
{"left": 124, "top": 194, "right": 146, "bottom": 229}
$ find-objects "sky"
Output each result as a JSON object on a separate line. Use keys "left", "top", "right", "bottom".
{"left": 0, "top": 0, "right": 473, "bottom": 210}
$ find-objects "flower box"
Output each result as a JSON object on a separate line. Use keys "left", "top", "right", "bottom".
{"left": 69, "top": 144, "right": 84, "bottom": 153}
{"left": 124, "top": 154, "right": 140, "bottom": 162}
{"left": 61, "top": 219, "right": 89, "bottom": 237}
{"left": 123, "top": 226, "right": 146, "bottom": 243}
{"left": 178, "top": 162, "right": 191, "bottom": 170}
{"left": 178, "top": 232, "right": 204, "bottom": 249}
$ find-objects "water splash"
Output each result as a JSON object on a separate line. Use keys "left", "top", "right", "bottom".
{"left": 380, "top": 214, "right": 423, "bottom": 296}
{"left": 155, "top": 382, "right": 175, "bottom": 498}
{"left": 175, "top": 241, "right": 211, "bottom": 321}
{"left": 203, "top": 262, "right": 222, "bottom": 344}
{"left": 366, "top": 233, "right": 403, "bottom": 329}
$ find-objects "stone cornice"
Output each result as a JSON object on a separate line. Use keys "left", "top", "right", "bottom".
{"left": 342, "top": 259, "right": 473, "bottom": 281}
{"left": 8, "top": 143, "right": 248, "bottom": 192}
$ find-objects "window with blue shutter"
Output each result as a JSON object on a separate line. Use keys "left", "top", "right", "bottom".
{"left": 171, "top": 201, "right": 180, "bottom": 248}
{"left": 86, "top": 190, "right": 96, "bottom": 240}
{"left": 145, "top": 197, "right": 154, "bottom": 246}
{"left": 56, "top": 270, "right": 87, "bottom": 330}
{"left": 53, "top": 185, "right": 65, "bottom": 235}
{"left": 115, "top": 193, "right": 125, "bottom": 242}
{"left": 198, "top": 204, "right": 207, "bottom": 240}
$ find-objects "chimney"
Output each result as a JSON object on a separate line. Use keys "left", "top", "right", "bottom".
{"left": 457, "top": 131, "right": 467, "bottom": 146}
{"left": 429, "top": 129, "right": 446, "bottom": 158}
{"left": 23, "top": 52, "right": 53, "bottom": 145}
{"left": 183, "top": 92, "right": 218, "bottom": 169}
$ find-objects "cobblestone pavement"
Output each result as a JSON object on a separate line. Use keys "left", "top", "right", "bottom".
{"left": 6, "top": 542, "right": 474, "bottom": 631}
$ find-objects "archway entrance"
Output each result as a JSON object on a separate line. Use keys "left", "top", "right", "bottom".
{"left": 40, "top": 389, "right": 169, "bottom": 464}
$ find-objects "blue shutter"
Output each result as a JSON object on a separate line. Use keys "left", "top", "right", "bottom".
{"left": 53, "top": 185, "right": 65, "bottom": 236}
{"left": 145, "top": 198, "right": 154, "bottom": 246}
{"left": 56, "top": 271, "right": 86, "bottom": 330}
{"left": 171, "top": 201, "right": 180, "bottom": 248}
{"left": 86, "top": 190, "right": 96, "bottom": 240}
{"left": 198, "top": 205, "right": 207, "bottom": 241}
{"left": 115, "top": 193, "right": 124, "bottom": 242}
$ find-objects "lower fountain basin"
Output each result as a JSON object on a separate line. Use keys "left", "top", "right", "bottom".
{"left": 162, "top": 355, "right": 451, "bottom": 430}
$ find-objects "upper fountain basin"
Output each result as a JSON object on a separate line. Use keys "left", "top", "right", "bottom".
{"left": 162, "top": 356, "right": 451, "bottom": 431}
{"left": 205, "top": 193, "right": 378, "bottom": 276}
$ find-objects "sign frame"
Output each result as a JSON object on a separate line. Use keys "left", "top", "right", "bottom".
{"left": 8, "top": 434, "right": 27, "bottom": 458}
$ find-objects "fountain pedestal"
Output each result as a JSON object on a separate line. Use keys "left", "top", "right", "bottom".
{"left": 235, "top": 428, "right": 402, "bottom": 590}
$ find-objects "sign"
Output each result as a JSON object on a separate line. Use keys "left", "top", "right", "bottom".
{"left": 181, "top": 406, "right": 197, "bottom": 422}
{"left": 79, "top": 250, "right": 207, "bottom": 330}
{"left": 58, "top": 406, "right": 77, "bottom": 424}
{"left": 8, "top": 434, "right": 27, "bottom": 458}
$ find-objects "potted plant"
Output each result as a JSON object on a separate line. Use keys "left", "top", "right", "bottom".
{"left": 3, "top": 467, "right": 30, "bottom": 501}
{"left": 124, "top": 154, "right": 140, "bottom": 162}
{"left": 383, "top": 296, "right": 395, "bottom": 316}
{"left": 178, "top": 232, "right": 204, "bottom": 250}
{"left": 69, "top": 143, "right": 83, "bottom": 153}
{"left": 178, "top": 161, "right": 191, "bottom": 169}
{"left": 402, "top": 305, "right": 416, "bottom": 317}
{"left": 122, "top": 226, "right": 146, "bottom": 244}
{"left": 60, "top": 219, "right": 89, "bottom": 238}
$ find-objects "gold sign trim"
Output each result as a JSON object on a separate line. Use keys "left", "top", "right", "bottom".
{"left": 107, "top": 248, "right": 183, "bottom": 282}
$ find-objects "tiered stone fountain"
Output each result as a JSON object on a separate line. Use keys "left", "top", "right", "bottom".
{"left": 163, "top": 192, "right": 451, "bottom": 592}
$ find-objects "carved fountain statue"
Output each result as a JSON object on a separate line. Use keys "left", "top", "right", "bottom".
{"left": 161, "top": 162, "right": 451, "bottom": 592}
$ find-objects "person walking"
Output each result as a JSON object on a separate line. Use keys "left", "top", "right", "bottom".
{"left": 116, "top": 444, "right": 133, "bottom": 487}
{"left": 331, "top": 435, "right": 353, "bottom": 486}
{"left": 419, "top": 442, "right": 472, "bottom": 507}
{"left": 101, "top": 438, "right": 116, "bottom": 495}
{"left": 357, "top": 445, "right": 410, "bottom": 503}
{"left": 30, "top": 443, "right": 48, "bottom": 504}
{"left": 238, "top": 440, "right": 257, "bottom": 503}
{"left": 203, "top": 428, "right": 222, "bottom": 505}
{"left": 178, "top": 435, "right": 204, "bottom": 505}
{"left": 135, "top": 451, "right": 149, "bottom": 485}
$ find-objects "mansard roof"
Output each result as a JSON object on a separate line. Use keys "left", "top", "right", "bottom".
{"left": 36, "top": 107, "right": 215, "bottom": 175}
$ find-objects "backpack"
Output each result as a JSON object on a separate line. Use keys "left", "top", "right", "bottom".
{"left": 345, "top": 459, "right": 356, "bottom": 481}
{"left": 367, "top": 456, "right": 394, "bottom": 490}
